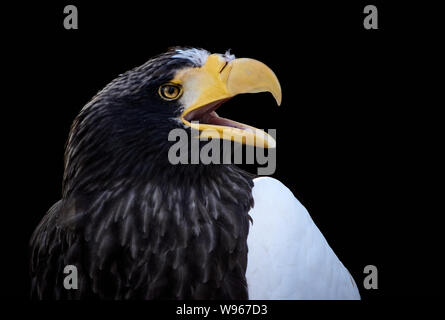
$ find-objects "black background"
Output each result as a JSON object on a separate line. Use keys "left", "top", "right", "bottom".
{"left": 1, "top": 0, "right": 440, "bottom": 308}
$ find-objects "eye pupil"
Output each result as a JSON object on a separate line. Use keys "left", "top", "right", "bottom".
{"left": 167, "top": 87, "right": 176, "bottom": 95}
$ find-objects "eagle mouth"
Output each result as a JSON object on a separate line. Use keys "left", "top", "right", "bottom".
{"left": 183, "top": 98, "right": 251, "bottom": 131}
{"left": 174, "top": 54, "right": 281, "bottom": 148}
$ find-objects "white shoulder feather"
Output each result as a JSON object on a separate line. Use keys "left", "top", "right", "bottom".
{"left": 246, "top": 177, "right": 360, "bottom": 300}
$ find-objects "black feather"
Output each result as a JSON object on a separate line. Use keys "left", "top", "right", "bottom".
{"left": 30, "top": 48, "right": 254, "bottom": 299}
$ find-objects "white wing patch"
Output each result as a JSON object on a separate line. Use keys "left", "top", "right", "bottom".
{"left": 246, "top": 177, "right": 360, "bottom": 300}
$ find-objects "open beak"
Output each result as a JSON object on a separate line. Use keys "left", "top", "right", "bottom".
{"left": 173, "top": 54, "right": 281, "bottom": 148}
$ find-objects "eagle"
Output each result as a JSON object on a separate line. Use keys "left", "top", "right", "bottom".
{"left": 30, "top": 47, "right": 360, "bottom": 300}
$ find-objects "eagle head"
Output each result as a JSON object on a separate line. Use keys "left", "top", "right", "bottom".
{"left": 62, "top": 47, "right": 281, "bottom": 196}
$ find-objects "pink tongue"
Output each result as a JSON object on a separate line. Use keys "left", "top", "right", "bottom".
{"left": 185, "top": 99, "right": 228, "bottom": 122}
{"left": 200, "top": 112, "right": 247, "bottom": 130}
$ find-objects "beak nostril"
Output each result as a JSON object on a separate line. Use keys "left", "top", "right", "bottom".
{"left": 219, "top": 61, "right": 228, "bottom": 74}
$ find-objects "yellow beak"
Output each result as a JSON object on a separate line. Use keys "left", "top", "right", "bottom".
{"left": 173, "top": 54, "right": 281, "bottom": 148}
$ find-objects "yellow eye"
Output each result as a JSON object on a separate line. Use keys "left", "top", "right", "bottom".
{"left": 159, "top": 83, "right": 183, "bottom": 101}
